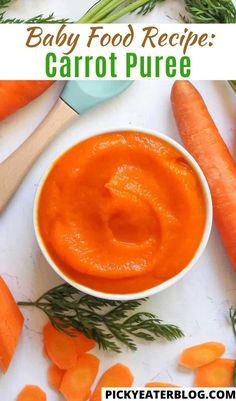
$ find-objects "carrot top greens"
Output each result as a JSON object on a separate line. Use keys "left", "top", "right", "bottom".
{"left": 184, "top": 0, "right": 236, "bottom": 22}
{"left": 229, "top": 307, "right": 236, "bottom": 386}
{"left": 0, "top": 0, "right": 235, "bottom": 23}
{"left": 18, "top": 283, "right": 183, "bottom": 353}
{"left": 0, "top": 0, "right": 11, "bottom": 8}
{"left": 229, "top": 81, "right": 236, "bottom": 93}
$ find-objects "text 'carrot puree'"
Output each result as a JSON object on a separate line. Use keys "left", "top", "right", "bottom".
{"left": 37, "top": 131, "right": 206, "bottom": 294}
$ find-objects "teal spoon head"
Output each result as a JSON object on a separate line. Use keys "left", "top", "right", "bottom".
{"left": 60, "top": 80, "right": 133, "bottom": 115}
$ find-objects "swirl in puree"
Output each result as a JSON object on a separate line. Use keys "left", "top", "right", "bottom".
{"left": 37, "top": 131, "right": 206, "bottom": 294}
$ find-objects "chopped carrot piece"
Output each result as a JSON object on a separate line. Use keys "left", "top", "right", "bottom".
{"left": 43, "top": 322, "right": 77, "bottom": 370}
{"left": 195, "top": 358, "right": 235, "bottom": 387}
{"left": 179, "top": 342, "right": 225, "bottom": 369}
{"left": 145, "top": 383, "right": 179, "bottom": 388}
{"left": 91, "top": 363, "right": 134, "bottom": 401}
{"left": 16, "top": 385, "right": 46, "bottom": 401}
{"left": 48, "top": 364, "right": 65, "bottom": 391}
{"left": 60, "top": 353, "right": 100, "bottom": 401}
{"left": 0, "top": 277, "right": 24, "bottom": 373}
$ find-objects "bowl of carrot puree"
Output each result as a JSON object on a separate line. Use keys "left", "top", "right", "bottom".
{"left": 34, "top": 129, "right": 212, "bottom": 300}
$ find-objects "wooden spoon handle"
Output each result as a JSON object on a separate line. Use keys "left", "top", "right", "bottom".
{"left": 0, "top": 98, "right": 77, "bottom": 213}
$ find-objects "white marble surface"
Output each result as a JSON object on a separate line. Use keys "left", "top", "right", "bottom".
{"left": 0, "top": 80, "right": 236, "bottom": 400}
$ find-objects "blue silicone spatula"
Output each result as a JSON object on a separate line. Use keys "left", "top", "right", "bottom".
{"left": 0, "top": 80, "right": 133, "bottom": 212}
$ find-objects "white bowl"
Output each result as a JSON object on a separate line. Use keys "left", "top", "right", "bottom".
{"left": 34, "top": 127, "right": 213, "bottom": 301}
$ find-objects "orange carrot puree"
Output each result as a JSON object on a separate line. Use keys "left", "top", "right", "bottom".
{"left": 37, "top": 131, "right": 206, "bottom": 294}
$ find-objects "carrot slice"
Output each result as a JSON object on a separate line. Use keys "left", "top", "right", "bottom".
{"left": 16, "top": 385, "right": 46, "bottom": 401}
{"left": 43, "top": 326, "right": 96, "bottom": 361}
{"left": 74, "top": 332, "right": 96, "bottom": 357}
{"left": 60, "top": 353, "right": 100, "bottom": 401}
{"left": 0, "top": 277, "right": 24, "bottom": 373}
{"left": 179, "top": 342, "right": 225, "bottom": 369}
{"left": 145, "top": 383, "right": 179, "bottom": 388}
{"left": 0, "top": 81, "right": 54, "bottom": 121}
{"left": 43, "top": 322, "right": 77, "bottom": 370}
{"left": 195, "top": 358, "right": 235, "bottom": 387}
{"left": 171, "top": 80, "right": 236, "bottom": 270}
{"left": 91, "top": 363, "right": 134, "bottom": 401}
{"left": 48, "top": 364, "right": 65, "bottom": 390}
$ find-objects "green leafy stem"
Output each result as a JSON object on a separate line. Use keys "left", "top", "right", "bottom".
{"left": 0, "top": 0, "right": 235, "bottom": 23}
{"left": 18, "top": 283, "right": 184, "bottom": 353}
{"left": 229, "top": 307, "right": 236, "bottom": 386}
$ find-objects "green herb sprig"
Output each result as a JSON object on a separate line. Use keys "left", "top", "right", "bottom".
{"left": 0, "top": 0, "right": 11, "bottom": 8}
{"left": 230, "top": 306, "right": 236, "bottom": 339}
{"left": 18, "top": 283, "right": 183, "bottom": 353}
{"left": 229, "top": 307, "right": 236, "bottom": 386}
{"left": 78, "top": 0, "right": 163, "bottom": 23}
{"left": 184, "top": 0, "right": 236, "bottom": 22}
{"left": 1, "top": 0, "right": 236, "bottom": 23}
{"left": 0, "top": 0, "right": 162, "bottom": 23}
{"left": 0, "top": 12, "right": 70, "bottom": 23}
{"left": 229, "top": 81, "right": 236, "bottom": 94}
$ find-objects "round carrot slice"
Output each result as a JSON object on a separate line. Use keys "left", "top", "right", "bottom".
{"left": 48, "top": 364, "right": 65, "bottom": 390}
{"left": 195, "top": 358, "right": 235, "bottom": 387}
{"left": 17, "top": 385, "right": 46, "bottom": 401}
{"left": 0, "top": 81, "right": 54, "bottom": 121}
{"left": 43, "top": 322, "right": 77, "bottom": 370}
{"left": 60, "top": 353, "right": 100, "bottom": 401}
{"left": 179, "top": 342, "right": 225, "bottom": 369}
{"left": 91, "top": 363, "right": 134, "bottom": 401}
{"left": 69, "top": 329, "right": 96, "bottom": 357}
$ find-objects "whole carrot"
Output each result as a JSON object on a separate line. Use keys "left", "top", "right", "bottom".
{"left": 171, "top": 80, "right": 236, "bottom": 270}
{"left": 0, "top": 277, "right": 24, "bottom": 373}
{"left": 0, "top": 80, "right": 54, "bottom": 121}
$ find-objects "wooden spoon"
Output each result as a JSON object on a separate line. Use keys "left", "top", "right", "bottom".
{"left": 0, "top": 81, "right": 132, "bottom": 212}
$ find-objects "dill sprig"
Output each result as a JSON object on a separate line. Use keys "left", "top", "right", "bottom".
{"left": 184, "top": 0, "right": 236, "bottom": 23}
{"left": 18, "top": 283, "right": 184, "bottom": 353}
